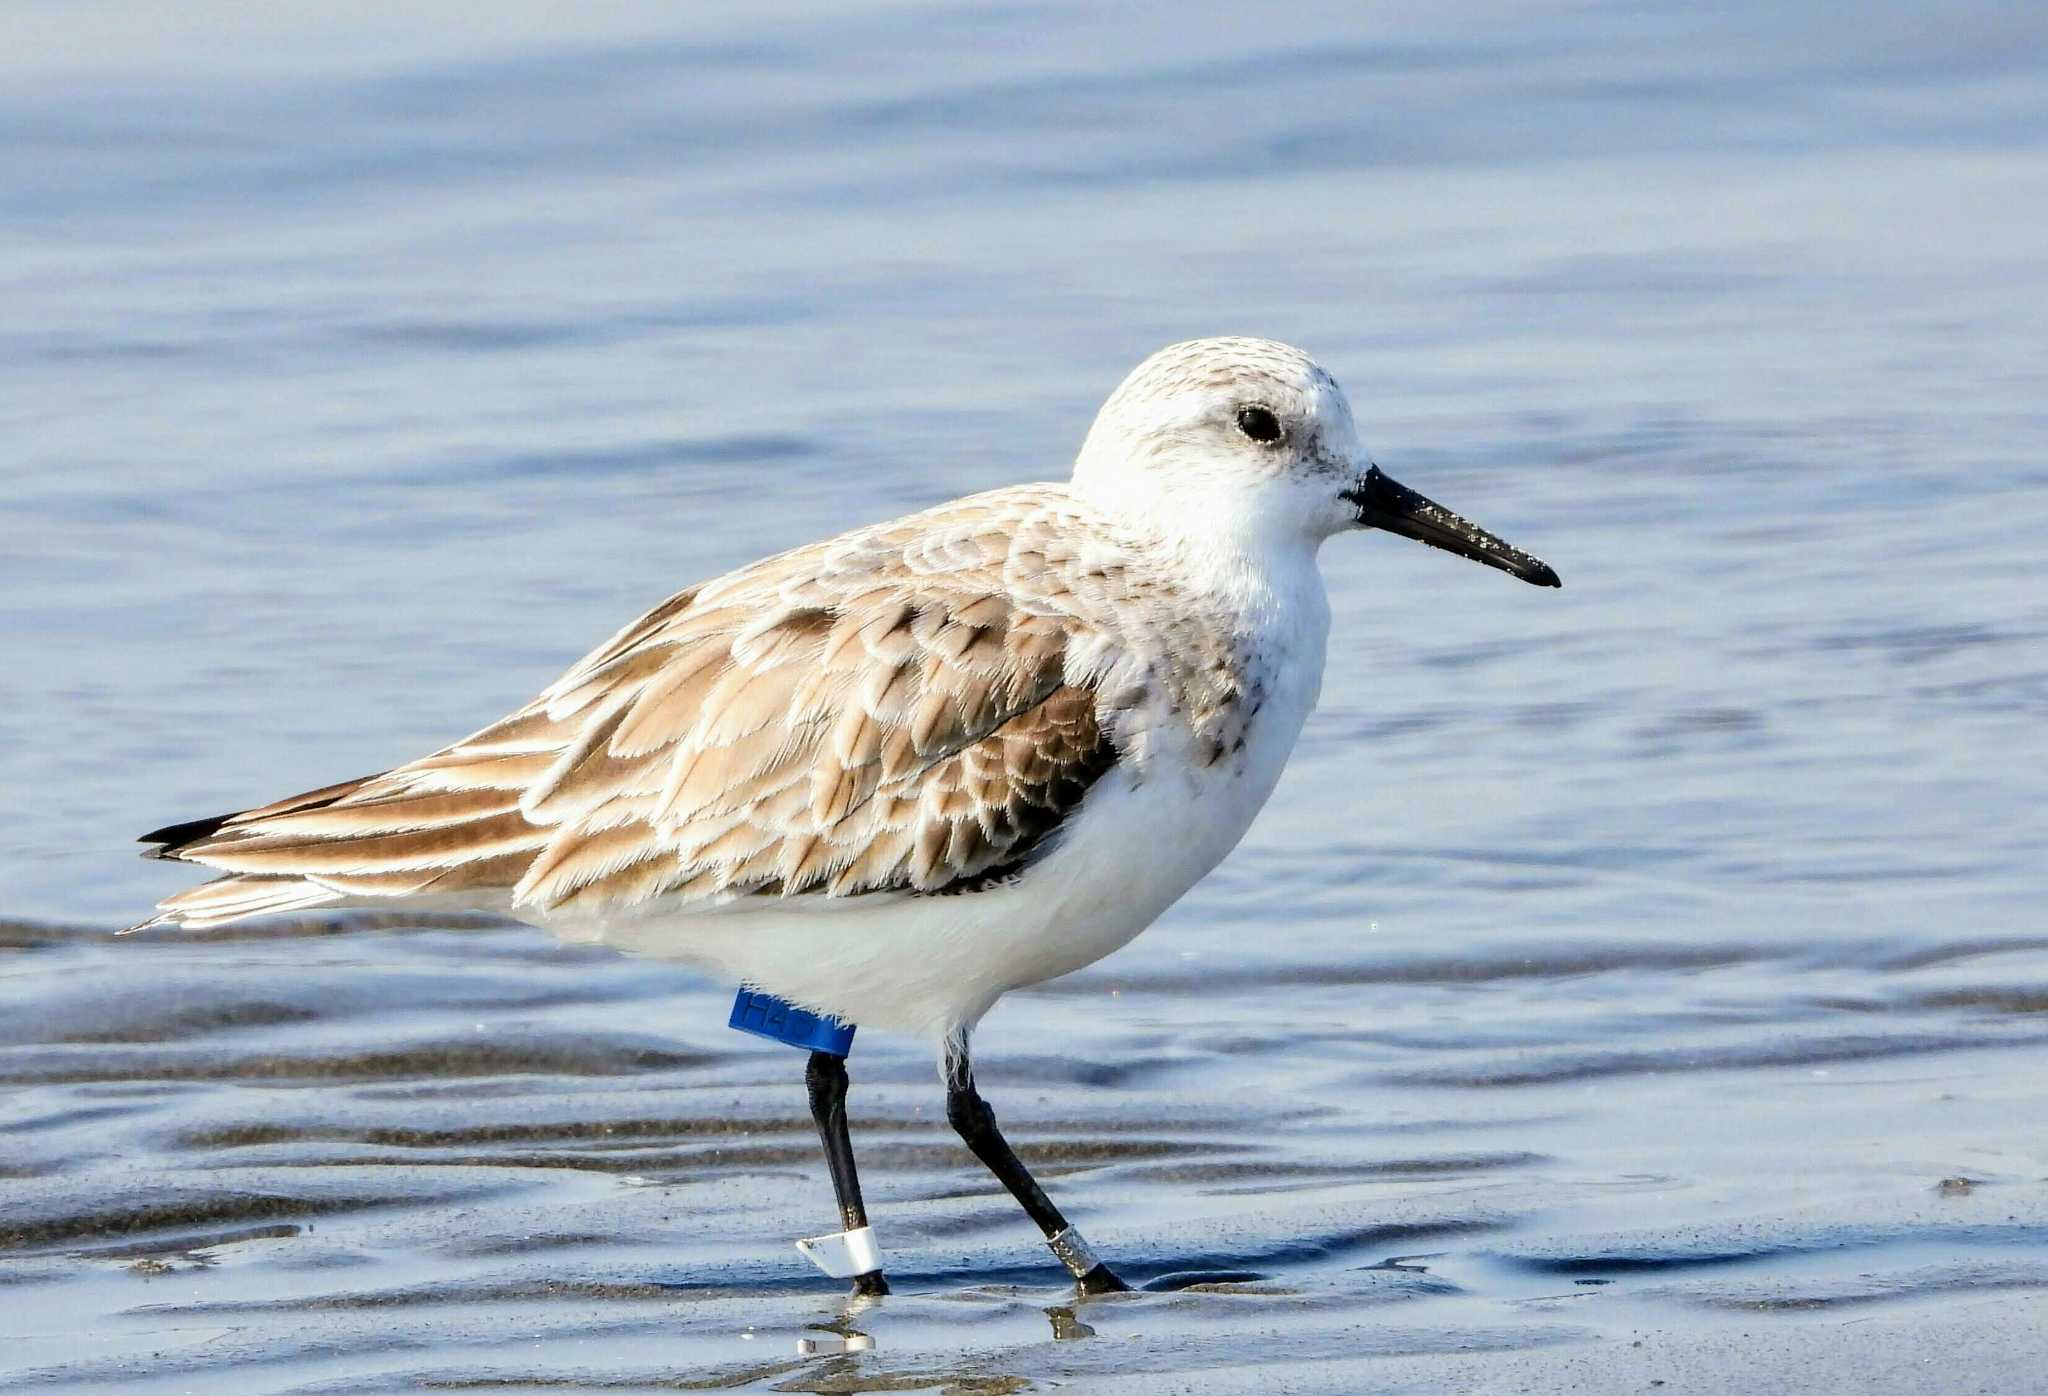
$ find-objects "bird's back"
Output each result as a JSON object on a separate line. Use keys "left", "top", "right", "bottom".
{"left": 136, "top": 482, "right": 1272, "bottom": 941}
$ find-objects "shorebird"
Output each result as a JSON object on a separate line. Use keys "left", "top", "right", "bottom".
{"left": 134, "top": 336, "right": 1558, "bottom": 1296}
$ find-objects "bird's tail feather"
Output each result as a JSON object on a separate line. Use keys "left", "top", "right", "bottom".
{"left": 123, "top": 874, "right": 345, "bottom": 933}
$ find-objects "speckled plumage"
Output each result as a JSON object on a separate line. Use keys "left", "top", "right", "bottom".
{"left": 141, "top": 484, "right": 1261, "bottom": 924}
{"left": 136, "top": 335, "right": 1554, "bottom": 1041}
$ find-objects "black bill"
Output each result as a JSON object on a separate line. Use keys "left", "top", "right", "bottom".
{"left": 1344, "top": 466, "right": 1561, "bottom": 588}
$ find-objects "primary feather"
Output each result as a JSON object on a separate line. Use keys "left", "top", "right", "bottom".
{"left": 138, "top": 484, "right": 1250, "bottom": 931}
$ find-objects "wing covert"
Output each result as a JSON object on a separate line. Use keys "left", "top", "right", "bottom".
{"left": 143, "top": 492, "right": 1131, "bottom": 920}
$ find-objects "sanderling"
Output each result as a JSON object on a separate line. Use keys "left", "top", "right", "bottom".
{"left": 135, "top": 336, "right": 1559, "bottom": 1295}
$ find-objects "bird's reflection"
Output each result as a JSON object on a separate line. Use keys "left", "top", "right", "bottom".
{"left": 796, "top": 1299, "right": 878, "bottom": 1356}
{"left": 790, "top": 1280, "right": 1124, "bottom": 1365}
{"left": 1046, "top": 1304, "right": 1096, "bottom": 1341}
{"left": 791, "top": 1291, "right": 1107, "bottom": 1358}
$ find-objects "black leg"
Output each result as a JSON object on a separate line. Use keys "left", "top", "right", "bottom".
{"left": 805, "top": 1051, "right": 889, "bottom": 1296}
{"left": 943, "top": 1039, "right": 1130, "bottom": 1294}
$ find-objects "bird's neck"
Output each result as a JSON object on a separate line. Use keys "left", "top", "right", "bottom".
{"left": 1076, "top": 482, "right": 1332, "bottom": 643}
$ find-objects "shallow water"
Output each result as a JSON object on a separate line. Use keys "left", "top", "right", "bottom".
{"left": 5, "top": 2, "right": 2047, "bottom": 1391}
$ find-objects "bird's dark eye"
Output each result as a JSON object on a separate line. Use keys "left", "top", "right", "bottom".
{"left": 1235, "top": 405, "right": 1284, "bottom": 444}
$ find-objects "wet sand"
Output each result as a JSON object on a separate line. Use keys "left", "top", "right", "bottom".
{"left": 5, "top": 913, "right": 2045, "bottom": 1392}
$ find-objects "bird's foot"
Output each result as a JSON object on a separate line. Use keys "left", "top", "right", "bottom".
{"left": 1075, "top": 1263, "right": 1131, "bottom": 1296}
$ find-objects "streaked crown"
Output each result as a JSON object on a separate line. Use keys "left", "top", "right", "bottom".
{"left": 1071, "top": 337, "right": 1365, "bottom": 540}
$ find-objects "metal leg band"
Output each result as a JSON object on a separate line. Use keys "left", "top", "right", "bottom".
{"left": 795, "top": 1224, "right": 882, "bottom": 1279}
{"left": 1045, "top": 1225, "right": 1102, "bottom": 1279}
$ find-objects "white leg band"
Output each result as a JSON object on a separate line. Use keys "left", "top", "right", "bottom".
{"left": 1046, "top": 1225, "right": 1102, "bottom": 1278}
{"left": 795, "top": 1224, "right": 882, "bottom": 1278}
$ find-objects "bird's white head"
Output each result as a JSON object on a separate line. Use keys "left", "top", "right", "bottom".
{"left": 1072, "top": 336, "right": 1560, "bottom": 587}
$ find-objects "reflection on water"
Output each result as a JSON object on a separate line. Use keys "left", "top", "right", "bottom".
{"left": 4, "top": 1, "right": 2047, "bottom": 1391}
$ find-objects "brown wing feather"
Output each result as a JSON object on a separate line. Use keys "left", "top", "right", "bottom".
{"left": 143, "top": 487, "right": 1139, "bottom": 926}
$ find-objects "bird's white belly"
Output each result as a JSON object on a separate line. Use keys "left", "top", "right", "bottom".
{"left": 529, "top": 668, "right": 1317, "bottom": 1042}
